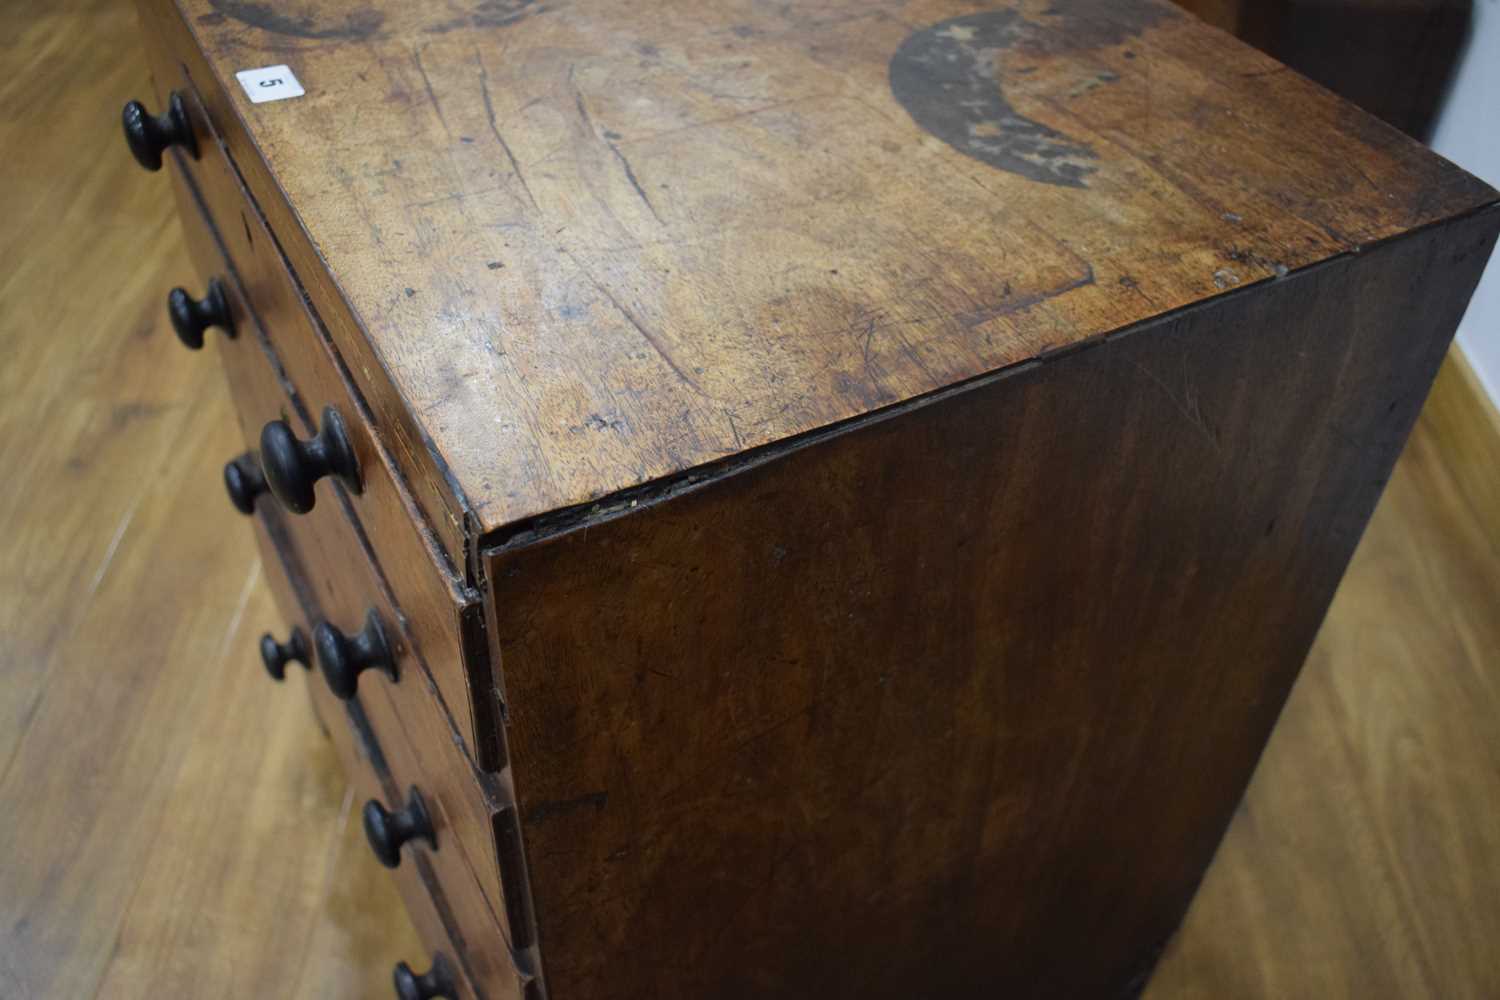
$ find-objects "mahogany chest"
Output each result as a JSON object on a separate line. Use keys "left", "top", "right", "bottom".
{"left": 123, "top": 0, "right": 1498, "bottom": 996}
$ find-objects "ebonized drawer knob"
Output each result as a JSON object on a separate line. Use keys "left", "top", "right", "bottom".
{"left": 363, "top": 787, "right": 436, "bottom": 868}
{"left": 259, "top": 628, "right": 310, "bottom": 681}
{"left": 121, "top": 92, "right": 197, "bottom": 171}
{"left": 168, "top": 279, "right": 234, "bottom": 349}
{"left": 314, "top": 609, "right": 395, "bottom": 699}
{"left": 393, "top": 956, "right": 456, "bottom": 1000}
{"left": 223, "top": 453, "right": 268, "bottom": 515}
{"left": 259, "top": 406, "right": 360, "bottom": 514}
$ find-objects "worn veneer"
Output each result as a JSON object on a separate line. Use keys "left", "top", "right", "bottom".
{"left": 149, "top": 0, "right": 1493, "bottom": 539}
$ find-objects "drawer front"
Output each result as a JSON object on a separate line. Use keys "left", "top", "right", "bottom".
{"left": 257, "top": 516, "right": 515, "bottom": 1000}
{"left": 269, "top": 471, "right": 537, "bottom": 988}
{"left": 156, "top": 96, "right": 503, "bottom": 771}
{"left": 133, "top": 0, "right": 469, "bottom": 568}
{"left": 165, "top": 159, "right": 487, "bottom": 764}
{"left": 179, "top": 194, "right": 540, "bottom": 992}
{"left": 258, "top": 509, "right": 534, "bottom": 1000}
{"left": 358, "top": 621, "right": 540, "bottom": 985}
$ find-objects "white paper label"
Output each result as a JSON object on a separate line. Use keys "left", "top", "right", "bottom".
{"left": 236, "top": 65, "right": 305, "bottom": 104}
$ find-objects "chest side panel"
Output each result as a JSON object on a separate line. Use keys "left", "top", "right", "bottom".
{"left": 485, "top": 212, "right": 1497, "bottom": 1000}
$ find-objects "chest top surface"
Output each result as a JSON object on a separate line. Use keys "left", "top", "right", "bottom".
{"left": 178, "top": 0, "right": 1496, "bottom": 535}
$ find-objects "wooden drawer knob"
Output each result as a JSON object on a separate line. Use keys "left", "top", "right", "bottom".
{"left": 363, "top": 786, "right": 436, "bottom": 868}
{"left": 223, "top": 453, "right": 268, "bottom": 515}
{"left": 168, "top": 279, "right": 234, "bottom": 349}
{"left": 121, "top": 92, "right": 197, "bottom": 171}
{"left": 259, "top": 406, "right": 360, "bottom": 514}
{"left": 314, "top": 609, "right": 395, "bottom": 699}
{"left": 259, "top": 628, "right": 310, "bottom": 681}
{"left": 393, "top": 956, "right": 456, "bottom": 1000}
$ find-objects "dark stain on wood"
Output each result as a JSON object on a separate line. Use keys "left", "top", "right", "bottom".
{"left": 889, "top": 3, "right": 1174, "bottom": 187}
{"left": 891, "top": 10, "right": 1094, "bottom": 188}
{"left": 208, "top": 0, "right": 384, "bottom": 40}
{"left": 427, "top": 0, "right": 549, "bottom": 34}
{"left": 524, "top": 790, "right": 609, "bottom": 826}
{"left": 1020, "top": 0, "right": 1179, "bottom": 56}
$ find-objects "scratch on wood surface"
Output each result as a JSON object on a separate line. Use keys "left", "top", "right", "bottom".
{"left": 1139, "top": 43, "right": 1154, "bottom": 138}
{"left": 562, "top": 250, "right": 708, "bottom": 397}
{"left": 569, "top": 64, "right": 664, "bottom": 222}
{"left": 476, "top": 51, "right": 540, "bottom": 212}
{"left": 282, "top": 783, "right": 359, "bottom": 993}
{"left": 568, "top": 64, "right": 593, "bottom": 131}
{"left": 403, "top": 185, "right": 506, "bottom": 210}
{"left": 611, "top": 94, "right": 834, "bottom": 148}
{"left": 411, "top": 45, "right": 452, "bottom": 140}
{"left": 853, "top": 312, "right": 916, "bottom": 396}
{"left": 1128, "top": 358, "right": 1222, "bottom": 456}
{"left": 214, "top": 559, "right": 262, "bottom": 663}
{"left": 656, "top": 703, "right": 818, "bottom": 804}
{"left": 958, "top": 263, "right": 1096, "bottom": 328}
{"left": 85, "top": 492, "right": 144, "bottom": 603}
{"left": 1117, "top": 273, "right": 1158, "bottom": 309}
{"left": 823, "top": 263, "right": 1094, "bottom": 388}
{"left": 726, "top": 410, "right": 744, "bottom": 451}
{"left": 0, "top": 688, "right": 43, "bottom": 789}
{"left": 607, "top": 141, "right": 663, "bottom": 223}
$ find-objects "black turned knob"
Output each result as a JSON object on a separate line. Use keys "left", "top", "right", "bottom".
{"left": 223, "top": 454, "right": 268, "bottom": 515}
{"left": 363, "top": 787, "right": 436, "bottom": 868}
{"left": 259, "top": 406, "right": 360, "bottom": 514}
{"left": 121, "top": 92, "right": 197, "bottom": 171}
{"left": 314, "top": 609, "right": 395, "bottom": 699}
{"left": 168, "top": 279, "right": 234, "bottom": 349}
{"left": 260, "top": 627, "right": 310, "bottom": 681}
{"left": 394, "top": 956, "right": 456, "bottom": 1000}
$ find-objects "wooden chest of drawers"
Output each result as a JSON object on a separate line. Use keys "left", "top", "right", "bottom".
{"left": 123, "top": 0, "right": 1498, "bottom": 996}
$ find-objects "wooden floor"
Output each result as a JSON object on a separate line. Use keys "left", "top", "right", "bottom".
{"left": 2, "top": 2, "right": 1497, "bottom": 997}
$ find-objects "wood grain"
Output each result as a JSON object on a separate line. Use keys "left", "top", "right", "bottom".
{"left": 1418, "top": 350, "right": 1500, "bottom": 561}
{"left": 484, "top": 212, "right": 1496, "bottom": 998}
{"left": 5, "top": 2, "right": 1500, "bottom": 999}
{"left": 155, "top": 0, "right": 1495, "bottom": 538}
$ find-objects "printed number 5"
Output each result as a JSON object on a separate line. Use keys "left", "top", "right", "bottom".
{"left": 260, "top": 78, "right": 283, "bottom": 88}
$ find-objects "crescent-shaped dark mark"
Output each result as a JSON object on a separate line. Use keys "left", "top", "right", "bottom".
{"left": 891, "top": 11, "right": 1095, "bottom": 188}
{"left": 889, "top": 4, "right": 1176, "bottom": 188}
